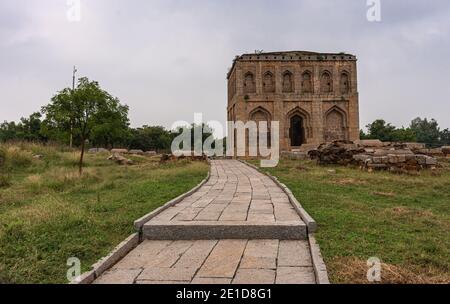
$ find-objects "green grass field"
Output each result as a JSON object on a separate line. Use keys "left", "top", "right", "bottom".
{"left": 254, "top": 158, "right": 450, "bottom": 284}
{"left": 0, "top": 143, "right": 208, "bottom": 283}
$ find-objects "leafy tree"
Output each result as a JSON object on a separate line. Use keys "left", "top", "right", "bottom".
{"left": 409, "top": 117, "right": 441, "bottom": 146}
{"left": 18, "top": 112, "right": 46, "bottom": 142}
{"left": 364, "top": 119, "right": 416, "bottom": 142}
{"left": 365, "top": 119, "right": 396, "bottom": 141}
{"left": 128, "top": 126, "right": 173, "bottom": 152}
{"left": 90, "top": 99, "right": 130, "bottom": 148}
{"left": 0, "top": 121, "right": 18, "bottom": 142}
{"left": 440, "top": 129, "right": 450, "bottom": 145}
{"left": 390, "top": 127, "right": 417, "bottom": 142}
{"left": 172, "top": 123, "right": 215, "bottom": 151}
{"left": 360, "top": 129, "right": 368, "bottom": 140}
{"left": 0, "top": 113, "right": 47, "bottom": 143}
{"left": 43, "top": 77, "right": 128, "bottom": 174}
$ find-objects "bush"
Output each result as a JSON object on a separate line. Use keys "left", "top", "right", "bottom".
{"left": 0, "top": 147, "right": 5, "bottom": 168}
{"left": 6, "top": 147, "right": 33, "bottom": 168}
{"left": 0, "top": 174, "right": 10, "bottom": 188}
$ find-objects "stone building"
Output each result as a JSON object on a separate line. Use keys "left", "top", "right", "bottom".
{"left": 226, "top": 51, "right": 360, "bottom": 153}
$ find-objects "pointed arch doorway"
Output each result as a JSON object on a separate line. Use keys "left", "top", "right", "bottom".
{"left": 290, "top": 115, "right": 305, "bottom": 147}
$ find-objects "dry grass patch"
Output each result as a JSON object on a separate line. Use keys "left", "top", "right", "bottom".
{"left": 328, "top": 257, "right": 450, "bottom": 284}
{"left": 373, "top": 191, "right": 396, "bottom": 197}
{"left": 334, "top": 178, "right": 367, "bottom": 186}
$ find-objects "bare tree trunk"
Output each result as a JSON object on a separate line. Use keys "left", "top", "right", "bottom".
{"left": 69, "top": 123, "right": 73, "bottom": 149}
{"left": 78, "top": 136, "right": 85, "bottom": 175}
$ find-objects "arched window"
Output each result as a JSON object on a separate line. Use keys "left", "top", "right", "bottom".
{"left": 301, "top": 71, "right": 313, "bottom": 93}
{"left": 282, "top": 71, "right": 293, "bottom": 93}
{"left": 244, "top": 72, "right": 256, "bottom": 93}
{"left": 321, "top": 71, "right": 333, "bottom": 93}
{"left": 340, "top": 72, "right": 350, "bottom": 94}
{"left": 263, "top": 72, "right": 275, "bottom": 93}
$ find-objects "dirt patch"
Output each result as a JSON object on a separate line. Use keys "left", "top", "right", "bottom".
{"left": 373, "top": 191, "right": 396, "bottom": 197}
{"left": 295, "top": 165, "right": 310, "bottom": 171}
{"left": 333, "top": 178, "right": 366, "bottom": 186}
{"left": 390, "top": 206, "right": 434, "bottom": 218}
{"left": 328, "top": 257, "right": 450, "bottom": 284}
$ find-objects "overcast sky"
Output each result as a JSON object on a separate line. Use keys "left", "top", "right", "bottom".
{"left": 1, "top": 0, "right": 449, "bottom": 131}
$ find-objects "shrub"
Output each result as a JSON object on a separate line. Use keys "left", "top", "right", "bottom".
{"left": 6, "top": 147, "right": 33, "bottom": 168}
{"left": 0, "top": 174, "right": 10, "bottom": 188}
{"left": 0, "top": 147, "right": 5, "bottom": 168}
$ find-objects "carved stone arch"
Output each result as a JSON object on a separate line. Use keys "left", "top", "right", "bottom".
{"left": 320, "top": 70, "right": 333, "bottom": 93}
{"left": 282, "top": 70, "right": 294, "bottom": 93}
{"left": 286, "top": 107, "right": 313, "bottom": 146}
{"left": 249, "top": 106, "right": 272, "bottom": 123}
{"left": 249, "top": 106, "right": 272, "bottom": 149}
{"left": 324, "top": 106, "right": 349, "bottom": 142}
{"left": 263, "top": 71, "right": 275, "bottom": 93}
{"left": 244, "top": 71, "right": 256, "bottom": 93}
{"left": 301, "top": 70, "right": 313, "bottom": 93}
{"left": 340, "top": 70, "right": 350, "bottom": 94}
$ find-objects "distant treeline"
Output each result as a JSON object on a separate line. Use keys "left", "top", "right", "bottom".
{"left": 0, "top": 113, "right": 216, "bottom": 153}
{"left": 0, "top": 77, "right": 214, "bottom": 153}
{"left": 360, "top": 118, "right": 450, "bottom": 147}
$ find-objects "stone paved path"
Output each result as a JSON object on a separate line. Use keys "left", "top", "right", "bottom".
{"left": 94, "top": 160, "right": 316, "bottom": 284}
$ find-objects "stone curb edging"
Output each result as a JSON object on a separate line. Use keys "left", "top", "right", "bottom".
{"left": 308, "top": 233, "right": 330, "bottom": 284}
{"left": 134, "top": 168, "right": 211, "bottom": 233}
{"left": 70, "top": 233, "right": 139, "bottom": 284}
{"left": 238, "top": 159, "right": 330, "bottom": 284}
{"left": 71, "top": 159, "right": 212, "bottom": 284}
{"left": 238, "top": 160, "right": 317, "bottom": 233}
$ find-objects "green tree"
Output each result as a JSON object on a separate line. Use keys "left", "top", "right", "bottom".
{"left": 129, "top": 126, "right": 173, "bottom": 152}
{"left": 0, "top": 121, "right": 18, "bottom": 142}
{"left": 364, "top": 119, "right": 416, "bottom": 142}
{"left": 43, "top": 77, "right": 129, "bottom": 174}
{"left": 440, "top": 129, "right": 450, "bottom": 145}
{"left": 172, "top": 123, "right": 215, "bottom": 151}
{"left": 409, "top": 117, "right": 441, "bottom": 146}
{"left": 18, "top": 112, "right": 46, "bottom": 142}
{"left": 365, "top": 119, "right": 396, "bottom": 141}
{"left": 390, "top": 127, "right": 417, "bottom": 142}
{"left": 90, "top": 99, "right": 130, "bottom": 148}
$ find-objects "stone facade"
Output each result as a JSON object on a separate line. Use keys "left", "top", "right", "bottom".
{"left": 227, "top": 51, "right": 360, "bottom": 154}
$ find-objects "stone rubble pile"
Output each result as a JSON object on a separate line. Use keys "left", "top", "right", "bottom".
{"left": 308, "top": 140, "right": 442, "bottom": 172}
{"left": 88, "top": 148, "right": 158, "bottom": 156}
{"left": 160, "top": 153, "right": 208, "bottom": 163}
{"left": 308, "top": 141, "right": 365, "bottom": 166}
{"left": 107, "top": 153, "right": 134, "bottom": 165}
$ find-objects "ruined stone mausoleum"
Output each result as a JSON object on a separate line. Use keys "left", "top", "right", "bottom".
{"left": 227, "top": 51, "right": 360, "bottom": 153}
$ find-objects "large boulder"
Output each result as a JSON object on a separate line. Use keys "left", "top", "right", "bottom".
{"left": 145, "top": 151, "right": 157, "bottom": 156}
{"left": 107, "top": 154, "right": 133, "bottom": 165}
{"left": 111, "top": 148, "right": 128, "bottom": 154}
{"left": 129, "top": 149, "right": 144, "bottom": 155}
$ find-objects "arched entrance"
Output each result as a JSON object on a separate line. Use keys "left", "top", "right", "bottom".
{"left": 290, "top": 115, "right": 305, "bottom": 146}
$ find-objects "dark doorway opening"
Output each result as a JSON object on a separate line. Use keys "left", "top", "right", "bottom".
{"left": 290, "top": 115, "right": 304, "bottom": 146}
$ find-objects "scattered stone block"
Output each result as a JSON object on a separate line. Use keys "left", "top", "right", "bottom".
{"left": 129, "top": 149, "right": 144, "bottom": 155}
{"left": 355, "top": 139, "right": 383, "bottom": 147}
{"left": 88, "top": 148, "right": 109, "bottom": 153}
{"left": 108, "top": 154, "right": 133, "bottom": 165}
{"left": 111, "top": 148, "right": 128, "bottom": 154}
